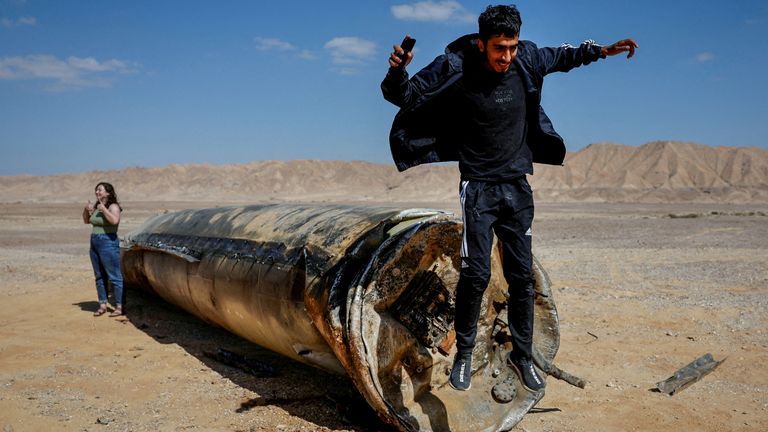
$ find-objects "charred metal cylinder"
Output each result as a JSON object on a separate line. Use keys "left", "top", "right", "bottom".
{"left": 121, "top": 204, "right": 560, "bottom": 432}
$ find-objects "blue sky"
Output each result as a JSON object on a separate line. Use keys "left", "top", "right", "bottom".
{"left": 1, "top": 0, "right": 766, "bottom": 176}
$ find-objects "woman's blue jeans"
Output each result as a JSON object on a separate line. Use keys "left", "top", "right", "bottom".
{"left": 89, "top": 233, "right": 124, "bottom": 306}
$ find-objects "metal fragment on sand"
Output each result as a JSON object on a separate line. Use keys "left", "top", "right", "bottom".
{"left": 655, "top": 353, "right": 724, "bottom": 395}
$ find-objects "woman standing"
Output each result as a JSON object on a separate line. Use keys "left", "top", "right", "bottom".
{"left": 82, "top": 182, "right": 125, "bottom": 317}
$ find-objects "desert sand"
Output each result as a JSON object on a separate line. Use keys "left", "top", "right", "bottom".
{"left": 1, "top": 143, "right": 767, "bottom": 431}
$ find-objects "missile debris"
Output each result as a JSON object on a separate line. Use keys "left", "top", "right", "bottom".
{"left": 121, "top": 204, "right": 565, "bottom": 431}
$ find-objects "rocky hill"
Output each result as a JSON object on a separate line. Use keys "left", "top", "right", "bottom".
{"left": 2, "top": 141, "right": 766, "bottom": 204}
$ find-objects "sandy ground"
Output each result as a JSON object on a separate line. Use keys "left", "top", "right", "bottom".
{"left": 0, "top": 200, "right": 766, "bottom": 432}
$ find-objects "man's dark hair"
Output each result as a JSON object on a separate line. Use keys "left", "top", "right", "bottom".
{"left": 478, "top": 5, "right": 522, "bottom": 41}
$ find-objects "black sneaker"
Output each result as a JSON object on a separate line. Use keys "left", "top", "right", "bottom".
{"left": 507, "top": 354, "right": 545, "bottom": 392}
{"left": 449, "top": 352, "right": 472, "bottom": 391}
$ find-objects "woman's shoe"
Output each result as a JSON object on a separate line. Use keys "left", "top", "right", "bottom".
{"left": 109, "top": 307, "right": 123, "bottom": 317}
{"left": 94, "top": 305, "right": 108, "bottom": 316}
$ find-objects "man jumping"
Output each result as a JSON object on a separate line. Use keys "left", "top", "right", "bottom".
{"left": 381, "top": 4, "right": 637, "bottom": 392}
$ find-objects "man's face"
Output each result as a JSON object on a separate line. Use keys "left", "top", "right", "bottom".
{"left": 478, "top": 33, "right": 519, "bottom": 73}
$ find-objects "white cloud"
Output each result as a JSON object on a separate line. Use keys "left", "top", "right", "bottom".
{"left": 391, "top": 1, "right": 474, "bottom": 23}
{"left": 18, "top": 16, "right": 36, "bottom": 26}
{"left": 254, "top": 37, "right": 318, "bottom": 61}
{"left": 0, "top": 55, "right": 137, "bottom": 90}
{"left": 336, "top": 67, "right": 361, "bottom": 76}
{"left": 297, "top": 49, "right": 317, "bottom": 60}
{"left": 324, "top": 37, "right": 376, "bottom": 65}
{"left": 254, "top": 37, "right": 295, "bottom": 51}
{"left": 0, "top": 16, "right": 37, "bottom": 28}
{"left": 696, "top": 52, "right": 715, "bottom": 63}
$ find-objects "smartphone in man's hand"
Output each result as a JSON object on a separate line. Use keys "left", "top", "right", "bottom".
{"left": 397, "top": 36, "right": 416, "bottom": 68}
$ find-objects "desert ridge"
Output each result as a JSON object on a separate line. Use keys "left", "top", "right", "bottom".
{"left": 1, "top": 141, "right": 766, "bottom": 204}
{"left": 533, "top": 141, "right": 768, "bottom": 202}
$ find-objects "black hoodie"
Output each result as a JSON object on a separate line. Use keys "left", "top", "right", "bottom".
{"left": 381, "top": 33, "right": 604, "bottom": 173}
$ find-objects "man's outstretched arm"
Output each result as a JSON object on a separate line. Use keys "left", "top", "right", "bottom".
{"left": 534, "top": 37, "right": 639, "bottom": 76}
{"left": 601, "top": 38, "right": 639, "bottom": 59}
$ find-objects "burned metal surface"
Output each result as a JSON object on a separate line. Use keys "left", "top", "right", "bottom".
{"left": 390, "top": 270, "right": 455, "bottom": 349}
{"left": 121, "top": 204, "right": 561, "bottom": 432}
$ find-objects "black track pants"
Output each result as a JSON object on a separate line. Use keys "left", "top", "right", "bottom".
{"left": 454, "top": 177, "right": 535, "bottom": 359}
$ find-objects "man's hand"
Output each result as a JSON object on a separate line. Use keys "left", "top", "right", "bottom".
{"left": 389, "top": 42, "right": 414, "bottom": 69}
{"left": 601, "top": 38, "right": 639, "bottom": 59}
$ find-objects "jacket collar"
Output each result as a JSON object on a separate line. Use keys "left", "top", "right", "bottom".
{"left": 445, "top": 33, "right": 480, "bottom": 55}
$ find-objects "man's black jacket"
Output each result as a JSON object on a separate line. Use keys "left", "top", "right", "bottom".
{"left": 381, "top": 34, "right": 604, "bottom": 172}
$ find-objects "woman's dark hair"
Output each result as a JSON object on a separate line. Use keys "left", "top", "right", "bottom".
{"left": 478, "top": 4, "right": 522, "bottom": 42}
{"left": 96, "top": 182, "right": 122, "bottom": 210}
